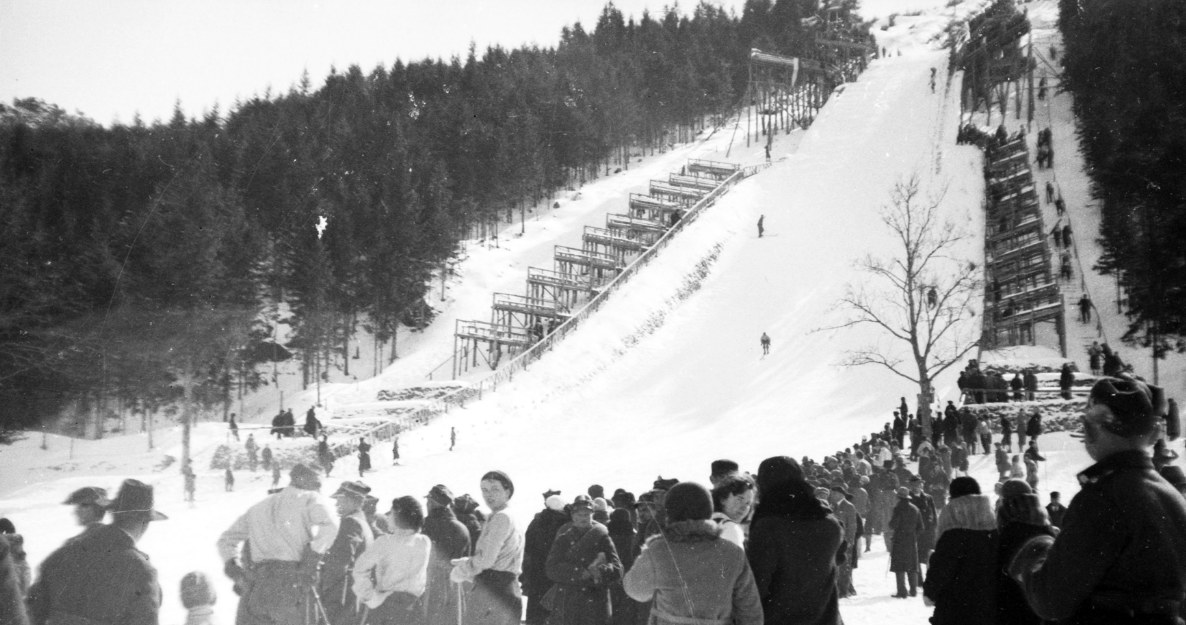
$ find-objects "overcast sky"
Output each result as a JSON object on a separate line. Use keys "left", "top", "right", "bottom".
{"left": 0, "top": 0, "right": 755, "bottom": 125}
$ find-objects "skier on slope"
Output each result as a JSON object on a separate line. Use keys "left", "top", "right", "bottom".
{"left": 760, "top": 332, "right": 771, "bottom": 355}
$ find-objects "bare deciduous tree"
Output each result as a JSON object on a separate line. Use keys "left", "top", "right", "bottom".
{"left": 827, "top": 175, "right": 981, "bottom": 435}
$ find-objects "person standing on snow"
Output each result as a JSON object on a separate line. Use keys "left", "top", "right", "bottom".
{"left": 28, "top": 480, "right": 167, "bottom": 625}
{"left": 758, "top": 215, "right": 765, "bottom": 238}
{"left": 760, "top": 332, "right": 771, "bottom": 355}
{"left": 450, "top": 471, "right": 524, "bottom": 625}
{"left": 522, "top": 493, "right": 568, "bottom": 625}
{"left": 218, "top": 463, "right": 338, "bottom": 625}
{"left": 1009, "top": 376, "right": 1186, "bottom": 623}
{"left": 320, "top": 480, "right": 374, "bottom": 625}
{"left": 423, "top": 485, "right": 471, "bottom": 625}
{"left": 245, "top": 434, "right": 259, "bottom": 471}
{"left": 358, "top": 437, "right": 372, "bottom": 477}
{"left": 229, "top": 413, "right": 240, "bottom": 441}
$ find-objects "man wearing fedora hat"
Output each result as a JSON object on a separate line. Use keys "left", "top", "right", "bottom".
{"left": 319, "top": 481, "right": 374, "bottom": 625}
{"left": 422, "top": 484, "right": 470, "bottom": 625}
{"left": 63, "top": 486, "right": 110, "bottom": 535}
{"left": 28, "top": 479, "right": 165, "bottom": 625}
{"left": 1009, "top": 375, "right": 1186, "bottom": 624}
{"left": 218, "top": 463, "right": 338, "bottom": 625}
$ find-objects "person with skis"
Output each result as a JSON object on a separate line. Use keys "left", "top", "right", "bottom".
{"left": 758, "top": 214, "right": 765, "bottom": 238}
{"left": 218, "top": 463, "right": 337, "bottom": 625}
{"left": 760, "top": 332, "right": 771, "bottom": 355}
{"left": 320, "top": 480, "right": 374, "bottom": 625}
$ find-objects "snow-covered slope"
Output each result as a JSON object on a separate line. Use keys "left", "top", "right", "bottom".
{"left": 3, "top": 2, "right": 1156, "bottom": 624}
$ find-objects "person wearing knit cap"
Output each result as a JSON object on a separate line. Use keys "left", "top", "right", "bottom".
{"left": 543, "top": 495, "right": 621, "bottom": 625}
{"left": 320, "top": 480, "right": 375, "bottom": 625}
{"left": 1009, "top": 375, "right": 1186, "bottom": 624}
{"left": 450, "top": 471, "right": 524, "bottom": 625}
{"left": 216, "top": 464, "right": 337, "bottom": 625}
{"left": 748, "top": 456, "right": 844, "bottom": 623}
{"left": 522, "top": 492, "right": 569, "bottom": 625}
{"left": 887, "top": 484, "right": 923, "bottom": 598}
{"left": 923, "top": 477, "right": 997, "bottom": 625}
{"left": 423, "top": 484, "right": 470, "bottom": 625}
{"left": 624, "top": 482, "right": 762, "bottom": 625}
{"left": 179, "top": 571, "right": 216, "bottom": 625}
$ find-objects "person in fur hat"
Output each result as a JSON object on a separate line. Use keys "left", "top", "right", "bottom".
{"left": 1009, "top": 375, "right": 1186, "bottom": 624}
{"left": 624, "top": 482, "right": 762, "bottom": 625}
{"left": 923, "top": 477, "right": 997, "bottom": 625}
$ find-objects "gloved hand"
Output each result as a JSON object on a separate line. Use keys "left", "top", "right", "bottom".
{"left": 450, "top": 559, "right": 473, "bottom": 584}
{"left": 224, "top": 558, "right": 245, "bottom": 582}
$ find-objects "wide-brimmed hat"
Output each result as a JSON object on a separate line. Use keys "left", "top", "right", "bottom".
{"left": 895, "top": 486, "right": 911, "bottom": 499}
{"left": 64, "top": 486, "right": 110, "bottom": 507}
{"left": 571, "top": 495, "right": 594, "bottom": 511}
{"left": 331, "top": 481, "right": 371, "bottom": 500}
{"left": 109, "top": 479, "right": 167, "bottom": 521}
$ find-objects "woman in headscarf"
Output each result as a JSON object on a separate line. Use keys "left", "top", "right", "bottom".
{"left": 995, "top": 479, "right": 1052, "bottom": 625}
{"left": 747, "top": 456, "right": 845, "bottom": 624}
{"left": 923, "top": 477, "right": 998, "bottom": 625}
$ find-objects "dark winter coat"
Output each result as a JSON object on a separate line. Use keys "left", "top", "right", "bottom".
{"left": 0, "top": 535, "right": 29, "bottom": 625}
{"left": 423, "top": 506, "right": 471, "bottom": 625}
{"left": 27, "top": 524, "right": 161, "bottom": 625}
{"left": 1015, "top": 450, "right": 1186, "bottom": 624}
{"left": 747, "top": 481, "right": 845, "bottom": 625}
{"left": 607, "top": 512, "right": 636, "bottom": 625}
{"left": 319, "top": 512, "right": 374, "bottom": 624}
{"left": 997, "top": 522, "right": 1053, "bottom": 625}
{"left": 1026, "top": 414, "right": 1042, "bottom": 438}
{"left": 888, "top": 499, "right": 923, "bottom": 572}
{"left": 521, "top": 507, "right": 570, "bottom": 599}
{"left": 910, "top": 492, "right": 937, "bottom": 559}
{"left": 925, "top": 528, "right": 998, "bottom": 625}
{"left": 627, "top": 520, "right": 762, "bottom": 625}
{"left": 545, "top": 522, "right": 621, "bottom": 625}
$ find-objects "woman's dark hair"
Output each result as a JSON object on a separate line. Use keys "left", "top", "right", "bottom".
{"left": 390, "top": 496, "right": 425, "bottom": 531}
{"left": 480, "top": 470, "right": 515, "bottom": 498}
{"left": 711, "top": 474, "right": 754, "bottom": 512}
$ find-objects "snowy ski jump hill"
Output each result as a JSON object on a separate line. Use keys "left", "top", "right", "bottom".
{"left": 2, "top": 1, "right": 1157, "bottom": 623}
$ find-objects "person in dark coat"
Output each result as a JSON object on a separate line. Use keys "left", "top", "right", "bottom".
{"left": 970, "top": 369, "right": 988, "bottom": 404}
{"left": 747, "top": 456, "right": 845, "bottom": 624}
{"left": 522, "top": 494, "right": 570, "bottom": 625}
{"left": 0, "top": 534, "right": 29, "bottom": 625}
{"left": 888, "top": 487, "right": 923, "bottom": 598}
{"left": 317, "top": 434, "right": 334, "bottom": 477}
{"left": 544, "top": 495, "right": 622, "bottom": 625}
{"left": 923, "top": 477, "right": 997, "bottom": 625}
{"left": 423, "top": 484, "right": 471, "bottom": 625}
{"left": 27, "top": 479, "right": 166, "bottom": 625}
{"left": 908, "top": 477, "right": 938, "bottom": 571}
{"left": 995, "top": 479, "right": 1052, "bottom": 625}
{"left": 357, "top": 437, "right": 371, "bottom": 477}
{"left": 999, "top": 415, "right": 1013, "bottom": 452}
{"left": 1010, "top": 376, "right": 1186, "bottom": 624}
{"left": 1044, "top": 492, "right": 1066, "bottom": 531}
{"left": 303, "top": 406, "right": 321, "bottom": 437}
{"left": 320, "top": 480, "right": 375, "bottom": 625}
{"left": 892, "top": 412, "right": 906, "bottom": 448}
{"left": 1023, "top": 369, "right": 1038, "bottom": 401}
{"left": 452, "top": 494, "right": 485, "bottom": 553}
{"left": 1026, "top": 410, "right": 1043, "bottom": 442}
{"left": 606, "top": 508, "right": 636, "bottom": 625}
{"left": 1059, "top": 363, "right": 1075, "bottom": 400}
